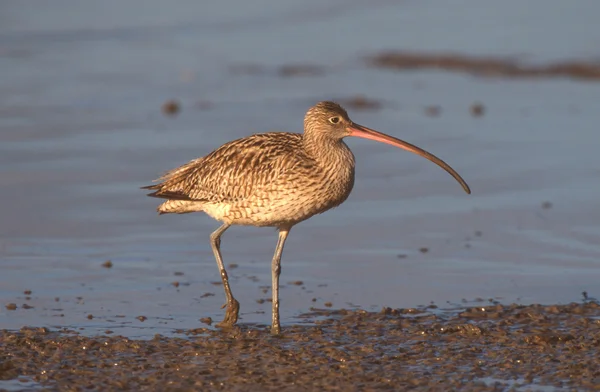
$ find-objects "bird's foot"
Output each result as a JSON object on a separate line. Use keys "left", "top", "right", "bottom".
{"left": 216, "top": 298, "right": 240, "bottom": 328}
{"left": 270, "top": 324, "right": 281, "bottom": 336}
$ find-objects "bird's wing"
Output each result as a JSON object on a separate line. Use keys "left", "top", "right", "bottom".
{"left": 143, "top": 133, "right": 308, "bottom": 203}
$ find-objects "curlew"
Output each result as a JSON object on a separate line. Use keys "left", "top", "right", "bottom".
{"left": 142, "top": 101, "right": 470, "bottom": 334}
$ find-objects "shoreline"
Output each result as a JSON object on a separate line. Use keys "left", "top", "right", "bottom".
{"left": 2, "top": 301, "right": 599, "bottom": 391}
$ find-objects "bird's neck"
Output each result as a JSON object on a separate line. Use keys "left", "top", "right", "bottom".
{"left": 302, "top": 133, "right": 354, "bottom": 168}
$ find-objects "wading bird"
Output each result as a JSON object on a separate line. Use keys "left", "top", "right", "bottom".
{"left": 143, "top": 101, "right": 470, "bottom": 334}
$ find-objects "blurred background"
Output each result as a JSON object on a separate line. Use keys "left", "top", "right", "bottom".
{"left": 1, "top": 0, "right": 599, "bottom": 336}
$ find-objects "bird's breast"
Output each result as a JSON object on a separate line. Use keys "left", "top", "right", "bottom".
{"left": 287, "top": 145, "right": 356, "bottom": 219}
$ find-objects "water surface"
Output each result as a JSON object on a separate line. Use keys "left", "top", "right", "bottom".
{"left": 1, "top": 0, "right": 599, "bottom": 336}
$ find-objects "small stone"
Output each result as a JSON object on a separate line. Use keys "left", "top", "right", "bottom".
{"left": 425, "top": 105, "right": 441, "bottom": 117}
{"left": 200, "top": 317, "right": 212, "bottom": 325}
{"left": 470, "top": 102, "right": 485, "bottom": 117}
{"left": 162, "top": 100, "right": 181, "bottom": 116}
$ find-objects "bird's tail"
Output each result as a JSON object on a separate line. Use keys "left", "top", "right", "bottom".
{"left": 141, "top": 184, "right": 204, "bottom": 214}
{"left": 155, "top": 200, "right": 200, "bottom": 215}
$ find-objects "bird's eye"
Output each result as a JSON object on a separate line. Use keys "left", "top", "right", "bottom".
{"left": 329, "top": 117, "right": 340, "bottom": 124}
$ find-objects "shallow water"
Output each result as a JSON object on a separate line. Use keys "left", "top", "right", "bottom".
{"left": 1, "top": 0, "right": 600, "bottom": 336}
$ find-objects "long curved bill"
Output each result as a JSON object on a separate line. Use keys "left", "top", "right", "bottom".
{"left": 348, "top": 122, "right": 471, "bottom": 194}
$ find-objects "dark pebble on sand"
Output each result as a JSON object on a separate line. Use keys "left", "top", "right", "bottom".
{"left": 470, "top": 102, "right": 485, "bottom": 117}
{"left": 425, "top": 105, "right": 441, "bottom": 117}
{"left": 200, "top": 317, "right": 212, "bottom": 325}
{"left": 162, "top": 100, "right": 181, "bottom": 116}
{"left": 101, "top": 260, "right": 113, "bottom": 268}
{"left": 419, "top": 247, "right": 429, "bottom": 253}
{"left": 23, "top": 290, "right": 32, "bottom": 295}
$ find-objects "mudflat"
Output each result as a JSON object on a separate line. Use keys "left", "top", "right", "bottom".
{"left": 2, "top": 301, "right": 600, "bottom": 391}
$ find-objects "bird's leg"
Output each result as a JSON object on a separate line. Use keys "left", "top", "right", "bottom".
{"left": 270, "top": 228, "right": 290, "bottom": 335}
{"left": 209, "top": 223, "right": 240, "bottom": 328}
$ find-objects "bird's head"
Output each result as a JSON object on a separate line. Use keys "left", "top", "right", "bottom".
{"left": 304, "top": 101, "right": 352, "bottom": 140}
{"left": 303, "top": 101, "right": 471, "bottom": 194}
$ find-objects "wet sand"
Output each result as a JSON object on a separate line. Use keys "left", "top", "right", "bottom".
{"left": 2, "top": 301, "right": 600, "bottom": 391}
{"left": 367, "top": 51, "right": 600, "bottom": 81}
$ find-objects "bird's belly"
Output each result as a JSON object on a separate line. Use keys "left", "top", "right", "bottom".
{"left": 203, "top": 183, "right": 352, "bottom": 228}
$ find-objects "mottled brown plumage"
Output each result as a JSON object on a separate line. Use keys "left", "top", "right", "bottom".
{"left": 145, "top": 102, "right": 355, "bottom": 227}
{"left": 143, "top": 101, "right": 470, "bottom": 334}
